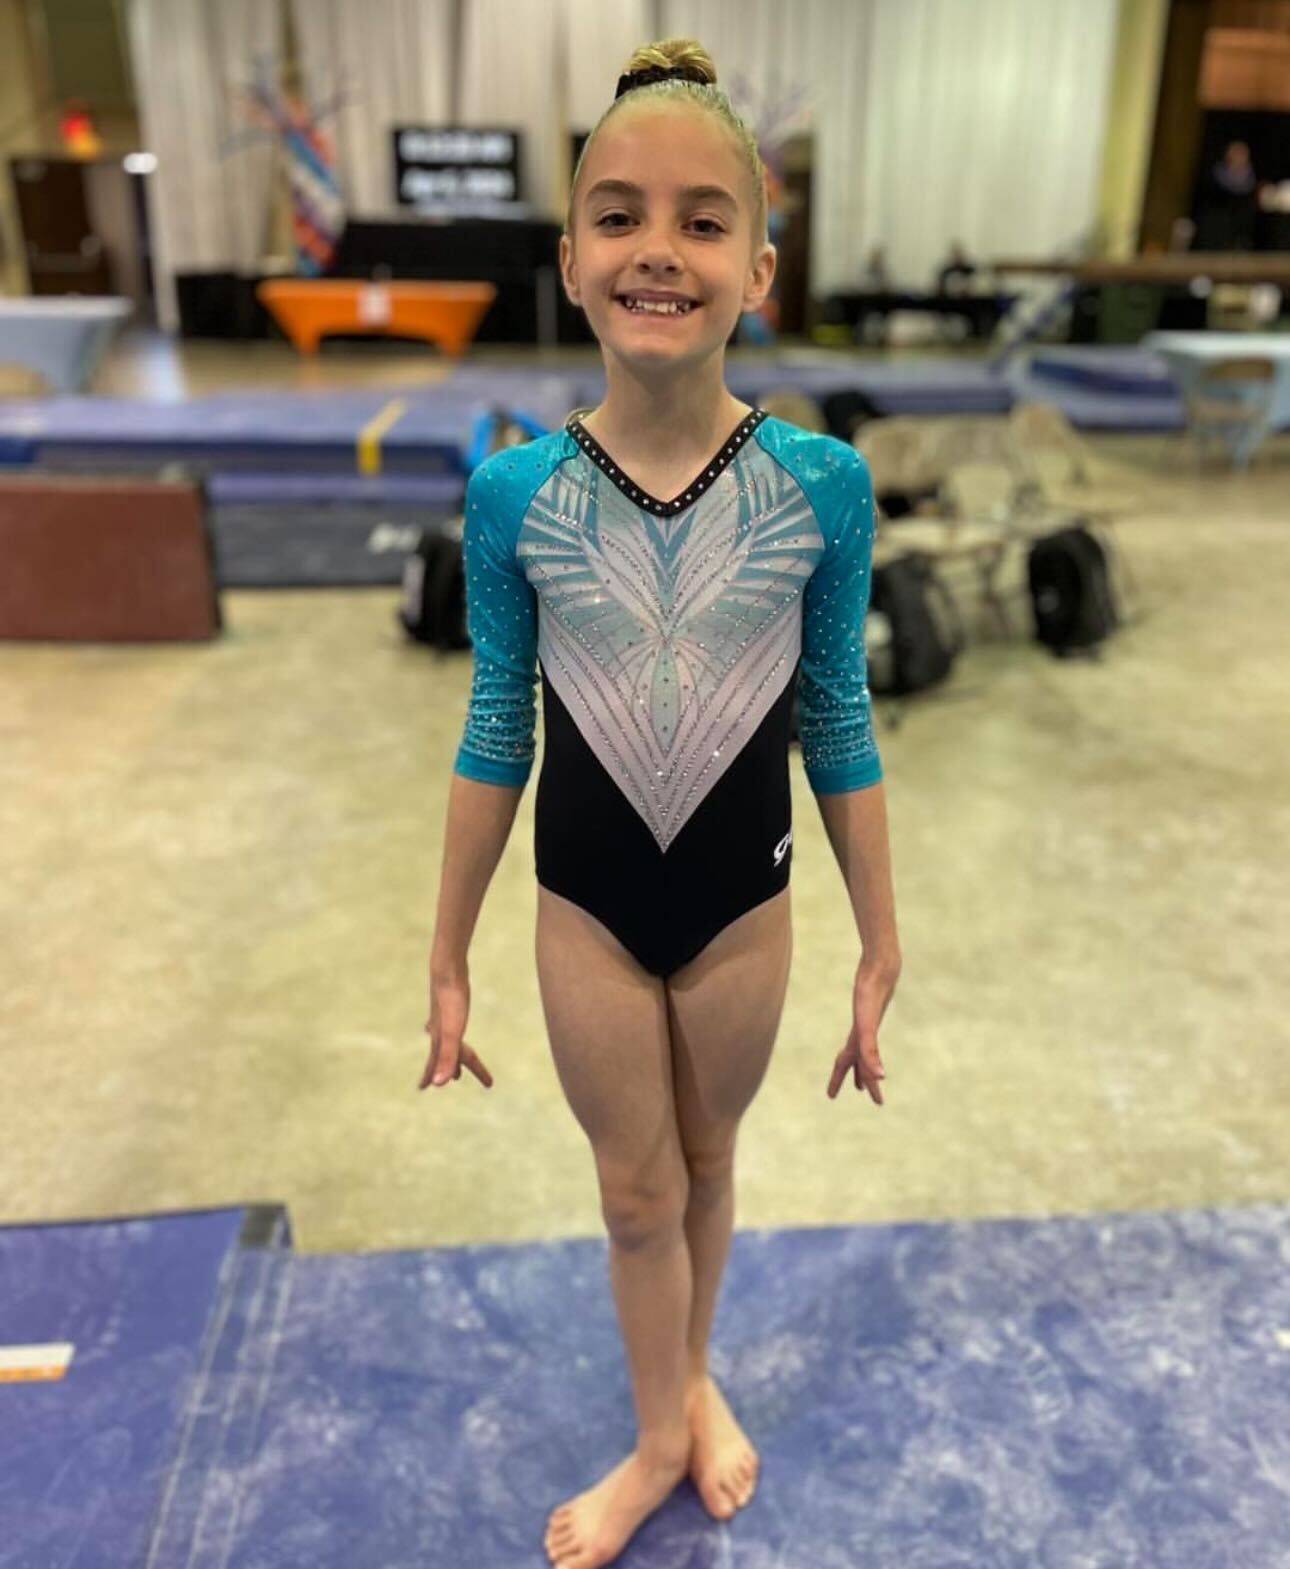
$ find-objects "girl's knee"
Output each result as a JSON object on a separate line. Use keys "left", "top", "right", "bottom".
{"left": 683, "top": 1143, "right": 736, "bottom": 1194}
{"left": 599, "top": 1163, "right": 690, "bottom": 1247}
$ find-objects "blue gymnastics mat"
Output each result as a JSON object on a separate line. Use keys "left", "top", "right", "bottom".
{"left": 8, "top": 1202, "right": 1286, "bottom": 1566}
{"left": 1025, "top": 347, "right": 1181, "bottom": 399}
{"left": 210, "top": 501, "right": 458, "bottom": 587}
{"left": 570, "top": 352, "right": 1017, "bottom": 417}
{"left": 0, "top": 351, "right": 1206, "bottom": 493}
{"left": 0, "top": 1205, "right": 288, "bottom": 1568}
{"left": 1007, "top": 347, "right": 1187, "bottom": 430}
{"left": 0, "top": 372, "right": 583, "bottom": 477}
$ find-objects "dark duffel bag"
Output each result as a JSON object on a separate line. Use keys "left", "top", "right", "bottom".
{"left": 821, "top": 387, "right": 884, "bottom": 441}
{"left": 1027, "top": 523, "right": 1118, "bottom": 656}
{"left": 398, "top": 519, "right": 469, "bottom": 650}
{"left": 867, "top": 553, "right": 964, "bottom": 696}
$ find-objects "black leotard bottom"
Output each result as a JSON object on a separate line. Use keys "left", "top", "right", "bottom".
{"left": 534, "top": 663, "right": 797, "bottom": 978}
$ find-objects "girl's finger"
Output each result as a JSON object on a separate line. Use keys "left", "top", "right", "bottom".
{"left": 430, "top": 1043, "right": 459, "bottom": 1085}
{"left": 464, "top": 1050, "right": 494, "bottom": 1089}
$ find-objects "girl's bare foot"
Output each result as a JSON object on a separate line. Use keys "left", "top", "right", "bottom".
{"left": 544, "top": 1447, "right": 689, "bottom": 1567}
{"left": 685, "top": 1374, "right": 760, "bottom": 1519}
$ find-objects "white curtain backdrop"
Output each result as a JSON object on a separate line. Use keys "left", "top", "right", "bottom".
{"left": 853, "top": 0, "right": 1120, "bottom": 290}
{"left": 662, "top": 0, "right": 1119, "bottom": 293}
{"left": 660, "top": 0, "right": 867, "bottom": 295}
{"left": 128, "top": 0, "right": 1120, "bottom": 328}
{"left": 289, "top": 0, "right": 454, "bottom": 218}
{"left": 457, "top": 0, "right": 566, "bottom": 220}
{"left": 562, "top": 0, "right": 656, "bottom": 141}
{"left": 127, "top": 0, "right": 282, "bottom": 331}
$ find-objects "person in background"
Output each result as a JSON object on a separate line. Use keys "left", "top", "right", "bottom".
{"left": 1197, "top": 140, "right": 1260, "bottom": 251}
{"left": 935, "top": 240, "right": 976, "bottom": 296}
{"left": 861, "top": 243, "right": 890, "bottom": 290}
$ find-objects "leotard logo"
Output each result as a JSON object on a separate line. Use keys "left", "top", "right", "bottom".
{"left": 773, "top": 828, "right": 793, "bottom": 866}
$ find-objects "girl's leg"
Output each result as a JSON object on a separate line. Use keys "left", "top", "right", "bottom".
{"left": 535, "top": 887, "right": 693, "bottom": 1568}
{"left": 666, "top": 885, "right": 793, "bottom": 1518}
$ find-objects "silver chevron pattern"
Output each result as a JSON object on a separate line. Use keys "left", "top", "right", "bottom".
{"left": 518, "top": 441, "right": 824, "bottom": 850}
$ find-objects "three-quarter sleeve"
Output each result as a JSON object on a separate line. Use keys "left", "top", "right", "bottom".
{"left": 452, "top": 461, "right": 539, "bottom": 788}
{"left": 798, "top": 448, "right": 883, "bottom": 794}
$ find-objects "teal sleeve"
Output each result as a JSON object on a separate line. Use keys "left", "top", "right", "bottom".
{"left": 799, "top": 447, "right": 883, "bottom": 795}
{"left": 452, "top": 459, "right": 538, "bottom": 788}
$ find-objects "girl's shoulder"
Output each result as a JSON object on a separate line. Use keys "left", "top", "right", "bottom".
{"left": 466, "top": 427, "right": 576, "bottom": 525}
{"left": 753, "top": 414, "right": 870, "bottom": 498}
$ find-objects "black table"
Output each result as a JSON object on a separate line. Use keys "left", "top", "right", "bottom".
{"left": 819, "top": 291, "right": 1016, "bottom": 341}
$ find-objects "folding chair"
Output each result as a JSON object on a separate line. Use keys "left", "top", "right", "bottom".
{"left": 1180, "top": 357, "right": 1276, "bottom": 472}
{"left": 758, "top": 387, "right": 828, "bottom": 433}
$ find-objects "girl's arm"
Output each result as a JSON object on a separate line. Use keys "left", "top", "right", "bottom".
{"left": 423, "top": 458, "right": 537, "bottom": 1090}
{"left": 437, "top": 450, "right": 541, "bottom": 972}
{"left": 798, "top": 443, "right": 900, "bottom": 1101}
{"left": 814, "top": 781, "right": 901, "bottom": 973}
{"left": 430, "top": 773, "right": 525, "bottom": 982}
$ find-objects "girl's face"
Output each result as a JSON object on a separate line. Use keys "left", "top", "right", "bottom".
{"left": 560, "top": 104, "right": 776, "bottom": 373}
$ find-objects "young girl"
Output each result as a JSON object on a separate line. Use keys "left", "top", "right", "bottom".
{"left": 421, "top": 37, "right": 901, "bottom": 1569}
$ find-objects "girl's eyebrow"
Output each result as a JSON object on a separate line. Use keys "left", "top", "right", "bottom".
{"left": 585, "top": 178, "right": 737, "bottom": 210}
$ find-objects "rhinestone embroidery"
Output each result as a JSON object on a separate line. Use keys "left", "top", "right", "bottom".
{"left": 518, "top": 436, "right": 815, "bottom": 849}
{"left": 455, "top": 419, "right": 882, "bottom": 803}
{"left": 566, "top": 408, "right": 768, "bottom": 517}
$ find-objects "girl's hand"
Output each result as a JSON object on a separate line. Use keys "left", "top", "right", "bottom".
{"left": 420, "top": 967, "right": 494, "bottom": 1091}
{"left": 827, "top": 957, "right": 899, "bottom": 1104}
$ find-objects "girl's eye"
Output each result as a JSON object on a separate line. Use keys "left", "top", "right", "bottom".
{"left": 594, "top": 212, "right": 726, "bottom": 236}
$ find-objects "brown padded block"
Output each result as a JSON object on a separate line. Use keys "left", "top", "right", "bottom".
{"left": 0, "top": 473, "right": 221, "bottom": 642}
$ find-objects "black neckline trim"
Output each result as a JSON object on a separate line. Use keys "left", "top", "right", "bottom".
{"left": 565, "top": 407, "right": 768, "bottom": 517}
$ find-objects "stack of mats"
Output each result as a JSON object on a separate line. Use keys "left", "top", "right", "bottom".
{"left": 0, "top": 351, "right": 1187, "bottom": 588}
{"left": 1004, "top": 346, "right": 1186, "bottom": 430}
{"left": 0, "top": 374, "right": 582, "bottom": 588}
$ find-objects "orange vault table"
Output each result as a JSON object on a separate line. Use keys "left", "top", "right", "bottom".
{"left": 256, "top": 279, "right": 498, "bottom": 356}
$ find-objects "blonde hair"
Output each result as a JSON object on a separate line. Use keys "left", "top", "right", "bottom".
{"left": 566, "top": 38, "right": 768, "bottom": 250}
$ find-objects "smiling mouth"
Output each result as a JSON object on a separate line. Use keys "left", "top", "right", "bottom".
{"left": 615, "top": 295, "right": 701, "bottom": 317}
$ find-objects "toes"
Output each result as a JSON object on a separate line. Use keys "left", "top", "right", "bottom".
{"left": 545, "top": 1519, "right": 578, "bottom": 1563}
{"left": 700, "top": 1479, "right": 734, "bottom": 1520}
{"left": 548, "top": 1541, "right": 579, "bottom": 1569}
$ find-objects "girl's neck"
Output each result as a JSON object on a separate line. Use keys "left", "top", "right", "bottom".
{"left": 582, "top": 356, "right": 749, "bottom": 467}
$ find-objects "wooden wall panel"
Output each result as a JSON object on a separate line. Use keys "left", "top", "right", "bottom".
{"left": 1199, "top": 26, "right": 1290, "bottom": 105}
{"left": 1210, "top": 0, "right": 1290, "bottom": 29}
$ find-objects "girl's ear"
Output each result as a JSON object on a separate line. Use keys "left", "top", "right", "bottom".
{"left": 559, "top": 232, "right": 581, "bottom": 306}
{"left": 742, "top": 242, "right": 778, "bottom": 314}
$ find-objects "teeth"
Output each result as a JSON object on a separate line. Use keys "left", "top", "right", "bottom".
{"left": 622, "top": 297, "right": 692, "bottom": 315}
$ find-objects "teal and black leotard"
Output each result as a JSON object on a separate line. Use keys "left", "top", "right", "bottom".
{"left": 453, "top": 408, "right": 883, "bottom": 977}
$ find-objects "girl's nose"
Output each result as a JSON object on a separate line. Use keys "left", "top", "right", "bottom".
{"left": 631, "top": 230, "right": 683, "bottom": 272}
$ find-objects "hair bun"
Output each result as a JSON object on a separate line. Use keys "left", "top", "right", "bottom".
{"left": 621, "top": 37, "right": 717, "bottom": 87}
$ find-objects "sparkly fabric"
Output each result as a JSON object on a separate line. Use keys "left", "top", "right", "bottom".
{"left": 454, "top": 415, "right": 883, "bottom": 816}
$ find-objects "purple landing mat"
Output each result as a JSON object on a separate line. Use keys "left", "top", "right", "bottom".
{"left": 146, "top": 1204, "right": 1289, "bottom": 1569}
{"left": 0, "top": 373, "right": 582, "bottom": 476}
{"left": 209, "top": 503, "right": 457, "bottom": 588}
{"left": 1005, "top": 371, "right": 1186, "bottom": 431}
{"left": 571, "top": 354, "right": 1015, "bottom": 417}
{"left": 0, "top": 1207, "right": 269, "bottom": 1569}
{"left": 206, "top": 471, "right": 462, "bottom": 506}
{"left": 1024, "top": 347, "right": 1179, "bottom": 399}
